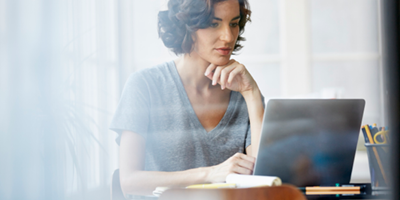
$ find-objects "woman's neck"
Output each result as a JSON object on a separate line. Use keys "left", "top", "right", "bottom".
{"left": 175, "top": 54, "right": 214, "bottom": 92}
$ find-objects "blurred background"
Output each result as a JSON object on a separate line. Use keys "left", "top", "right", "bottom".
{"left": 0, "top": 0, "right": 396, "bottom": 199}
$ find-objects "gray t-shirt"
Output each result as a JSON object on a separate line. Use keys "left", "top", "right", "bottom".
{"left": 110, "top": 61, "right": 259, "bottom": 172}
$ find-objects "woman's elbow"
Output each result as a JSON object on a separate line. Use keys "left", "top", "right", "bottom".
{"left": 120, "top": 172, "right": 152, "bottom": 196}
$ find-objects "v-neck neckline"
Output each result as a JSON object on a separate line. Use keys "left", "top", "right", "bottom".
{"left": 168, "top": 61, "right": 237, "bottom": 137}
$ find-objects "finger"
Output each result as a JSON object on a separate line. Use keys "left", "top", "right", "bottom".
{"left": 232, "top": 153, "right": 254, "bottom": 171}
{"left": 220, "top": 65, "right": 235, "bottom": 89}
{"left": 205, "top": 68, "right": 215, "bottom": 81}
{"left": 207, "top": 72, "right": 214, "bottom": 80}
{"left": 206, "top": 71, "right": 214, "bottom": 81}
{"left": 205, "top": 63, "right": 217, "bottom": 77}
{"left": 233, "top": 152, "right": 245, "bottom": 158}
{"left": 231, "top": 165, "right": 253, "bottom": 175}
{"left": 223, "top": 59, "right": 236, "bottom": 67}
{"left": 236, "top": 158, "right": 255, "bottom": 172}
{"left": 227, "top": 66, "right": 243, "bottom": 86}
{"left": 205, "top": 61, "right": 235, "bottom": 82}
{"left": 238, "top": 153, "right": 256, "bottom": 163}
{"left": 212, "top": 67, "right": 222, "bottom": 86}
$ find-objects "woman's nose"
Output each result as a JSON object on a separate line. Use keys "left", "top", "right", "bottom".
{"left": 220, "top": 26, "right": 234, "bottom": 43}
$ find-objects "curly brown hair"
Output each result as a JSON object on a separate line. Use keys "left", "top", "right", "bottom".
{"left": 158, "top": 0, "right": 251, "bottom": 55}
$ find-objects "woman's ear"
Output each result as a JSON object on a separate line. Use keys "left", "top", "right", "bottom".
{"left": 188, "top": 31, "right": 196, "bottom": 53}
{"left": 181, "top": 30, "right": 196, "bottom": 53}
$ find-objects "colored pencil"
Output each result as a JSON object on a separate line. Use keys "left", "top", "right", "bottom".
{"left": 364, "top": 125, "right": 388, "bottom": 185}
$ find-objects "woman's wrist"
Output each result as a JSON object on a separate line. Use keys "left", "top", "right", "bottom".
{"left": 241, "top": 85, "right": 261, "bottom": 102}
{"left": 202, "top": 165, "right": 213, "bottom": 183}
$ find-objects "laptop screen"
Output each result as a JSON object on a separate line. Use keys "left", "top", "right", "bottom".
{"left": 253, "top": 99, "right": 365, "bottom": 187}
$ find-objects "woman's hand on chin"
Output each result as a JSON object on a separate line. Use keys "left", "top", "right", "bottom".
{"left": 204, "top": 59, "right": 258, "bottom": 94}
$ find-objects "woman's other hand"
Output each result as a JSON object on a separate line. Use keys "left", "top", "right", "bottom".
{"left": 206, "top": 153, "right": 255, "bottom": 183}
{"left": 204, "top": 60, "right": 258, "bottom": 94}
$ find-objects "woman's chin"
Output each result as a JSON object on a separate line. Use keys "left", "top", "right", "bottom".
{"left": 211, "top": 57, "right": 231, "bottom": 66}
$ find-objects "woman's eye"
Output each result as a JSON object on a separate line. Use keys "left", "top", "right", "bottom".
{"left": 210, "top": 23, "right": 219, "bottom": 28}
{"left": 230, "top": 23, "right": 239, "bottom": 27}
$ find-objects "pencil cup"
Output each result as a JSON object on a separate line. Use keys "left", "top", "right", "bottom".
{"left": 365, "top": 143, "right": 390, "bottom": 190}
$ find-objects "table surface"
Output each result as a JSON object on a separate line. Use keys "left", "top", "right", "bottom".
{"left": 127, "top": 184, "right": 391, "bottom": 200}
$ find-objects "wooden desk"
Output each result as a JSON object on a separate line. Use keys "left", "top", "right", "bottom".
{"left": 157, "top": 185, "right": 391, "bottom": 200}
{"left": 159, "top": 185, "right": 307, "bottom": 200}
{"left": 125, "top": 183, "right": 390, "bottom": 200}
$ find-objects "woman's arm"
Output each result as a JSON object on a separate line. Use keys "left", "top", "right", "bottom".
{"left": 119, "top": 131, "right": 207, "bottom": 196}
{"left": 241, "top": 87, "right": 264, "bottom": 157}
{"left": 119, "top": 130, "right": 255, "bottom": 196}
{"left": 205, "top": 60, "right": 264, "bottom": 157}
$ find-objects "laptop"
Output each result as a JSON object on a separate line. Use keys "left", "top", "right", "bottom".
{"left": 253, "top": 99, "right": 365, "bottom": 187}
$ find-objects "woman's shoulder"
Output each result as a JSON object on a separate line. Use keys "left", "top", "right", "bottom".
{"left": 128, "top": 61, "right": 175, "bottom": 81}
{"left": 123, "top": 61, "right": 178, "bottom": 93}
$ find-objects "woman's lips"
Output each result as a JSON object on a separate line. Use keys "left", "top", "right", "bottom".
{"left": 215, "top": 48, "right": 231, "bottom": 55}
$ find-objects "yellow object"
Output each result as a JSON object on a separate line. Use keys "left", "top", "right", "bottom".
{"left": 374, "top": 130, "right": 389, "bottom": 144}
{"left": 186, "top": 183, "right": 236, "bottom": 189}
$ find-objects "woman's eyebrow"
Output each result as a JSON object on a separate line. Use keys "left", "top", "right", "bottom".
{"left": 231, "top": 16, "right": 241, "bottom": 21}
{"left": 213, "top": 15, "right": 241, "bottom": 21}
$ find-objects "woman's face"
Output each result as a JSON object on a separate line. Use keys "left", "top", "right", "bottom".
{"left": 191, "top": 0, "right": 240, "bottom": 66}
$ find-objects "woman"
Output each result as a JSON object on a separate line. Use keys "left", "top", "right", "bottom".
{"left": 110, "top": 0, "right": 264, "bottom": 196}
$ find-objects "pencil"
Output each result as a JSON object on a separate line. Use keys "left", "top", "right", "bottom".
{"left": 306, "top": 191, "right": 361, "bottom": 195}
{"left": 299, "top": 186, "right": 360, "bottom": 192}
{"left": 364, "top": 125, "right": 388, "bottom": 185}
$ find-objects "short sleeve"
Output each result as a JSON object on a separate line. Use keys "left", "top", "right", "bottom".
{"left": 245, "top": 125, "right": 252, "bottom": 148}
{"left": 244, "top": 94, "right": 266, "bottom": 149}
{"left": 109, "top": 73, "right": 150, "bottom": 144}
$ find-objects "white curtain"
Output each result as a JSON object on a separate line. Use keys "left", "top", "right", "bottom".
{"left": 0, "top": 0, "right": 122, "bottom": 198}
{"left": 61, "top": 0, "right": 119, "bottom": 194}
